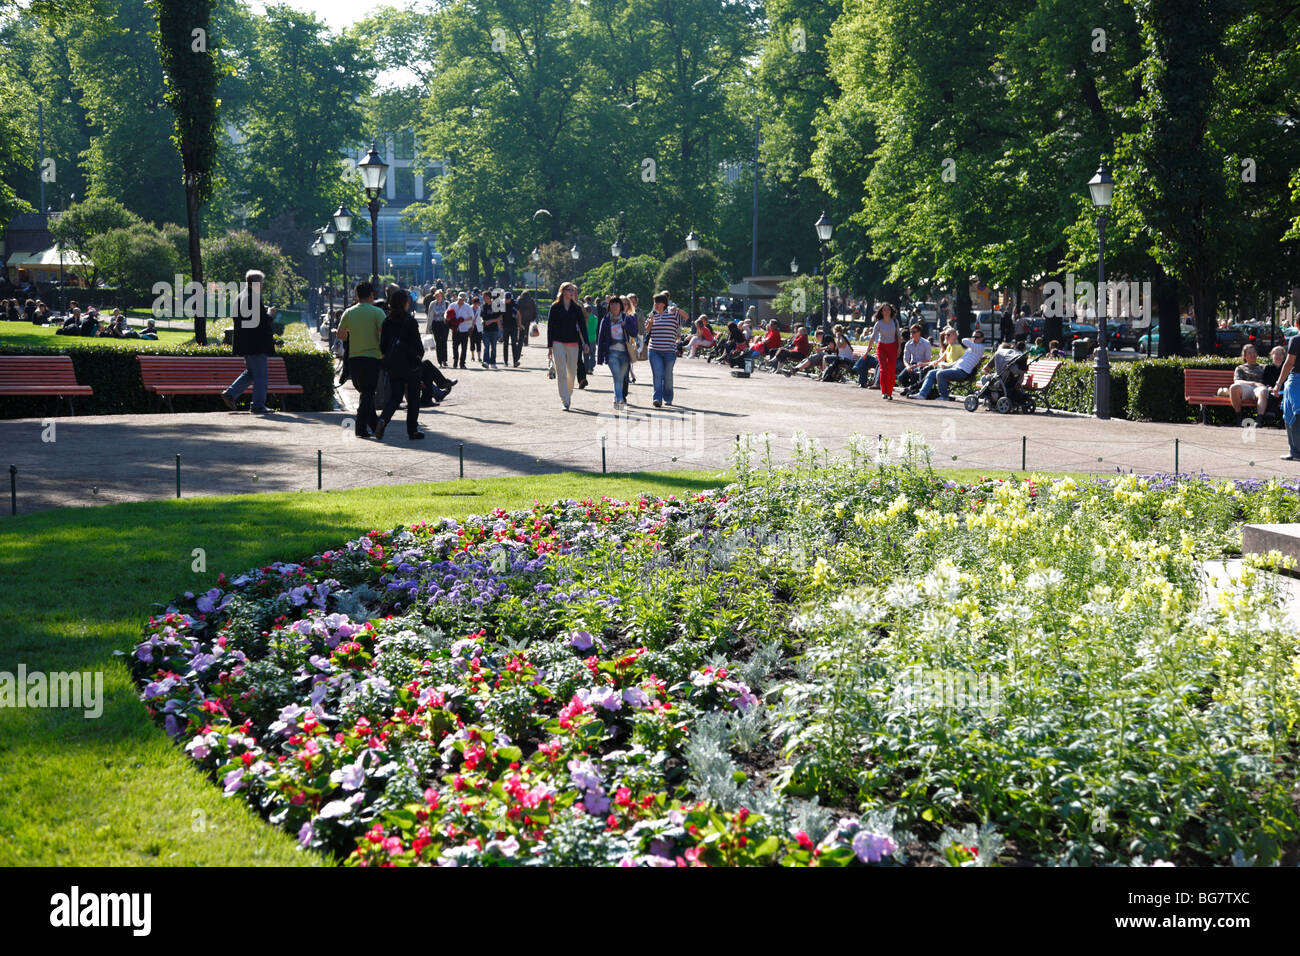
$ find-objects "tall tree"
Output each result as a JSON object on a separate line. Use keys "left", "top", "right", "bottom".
{"left": 150, "top": 0, "right": 222, "bottom": 344}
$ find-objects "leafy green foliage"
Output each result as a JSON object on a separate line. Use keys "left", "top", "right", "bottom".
{"left": 655, "top": 248, "right": 724, "bottom": 309}
{"left": 87, "top": 222, "right": 183, "bottom": 301}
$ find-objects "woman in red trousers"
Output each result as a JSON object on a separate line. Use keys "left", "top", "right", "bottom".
{"left": 867, "top": 302, "right": 901, "bottom": 399}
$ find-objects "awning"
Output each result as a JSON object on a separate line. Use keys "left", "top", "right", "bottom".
{"left": 728, "top": 279, "right": 779, "bottom": 298}
{"left": 4, "top": 244, "right": 92, "bottom": 268}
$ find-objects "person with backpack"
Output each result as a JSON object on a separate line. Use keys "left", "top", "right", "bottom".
{"left": 335, "top": 281, "right": 385, "bottom": 437}
{"left": 373, "top": 288, "right": 427, "bottom": 441}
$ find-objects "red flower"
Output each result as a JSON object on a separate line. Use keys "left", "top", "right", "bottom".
{"left": 795, "top": 831, "right": 814, "bottom": 850}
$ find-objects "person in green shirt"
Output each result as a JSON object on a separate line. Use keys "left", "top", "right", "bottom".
{"left": 585, "top": 303, "right": 600, "bottom": 375}
{"left": 336, "top": 281, "right": 386, "bottom": 437}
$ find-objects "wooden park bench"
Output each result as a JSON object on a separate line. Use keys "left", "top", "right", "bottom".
{"left": 0, "top": 355, "right": 94, "bottom": 415}
{"left": 1022, "top": 359, "right": 1063, "bottom": 411}
{"left": 137, "top": 356, "right": 302, "bottom": 412}
{"left": 1184, "top": 368, "right": 1254, "bottom": 424}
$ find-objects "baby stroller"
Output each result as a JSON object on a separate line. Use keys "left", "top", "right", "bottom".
{"left": 964, "top": 347, "right": 1035, "bottom": 414}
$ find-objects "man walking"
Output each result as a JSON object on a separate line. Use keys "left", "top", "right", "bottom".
{"left": 335, "top": 281, "right": 385, "bottom": 437}
{"left": 500, "top": 291, "right": 521, "bottom": 367}
{"left": 221, "top": 269, "right": 276, "bottom": 413}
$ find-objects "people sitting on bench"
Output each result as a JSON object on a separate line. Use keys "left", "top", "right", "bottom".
{"left": 894, "top": 323, "right": 934, "bottom": 391}
{"left": 786, "top": 327, "right": 841, "bottom": 376}
{"left": 767, "top": 325, "right": 811, "bottom": 370}
{"left": 1218, "top": 344, "right": 1284, "bottom": 424}
{"left": 911, "top": 327, "right": 986, "bottom": 401}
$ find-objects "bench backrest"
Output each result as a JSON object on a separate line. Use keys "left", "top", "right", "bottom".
{"left": 137, "top": 355, "right": 293, "bottom": 387}
{"left": 0, "top": 355, "right": 82, "bottom": 386}
{"left": 1183, "top": 368, "right": 1236, "bottom": 395}
{"left": 1024, "top": 359, "right": 1062, "bottom": 388}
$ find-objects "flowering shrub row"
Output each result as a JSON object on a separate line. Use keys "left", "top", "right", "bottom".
{"left": 126, "top": 433, "right": 1300, "bottom": 865}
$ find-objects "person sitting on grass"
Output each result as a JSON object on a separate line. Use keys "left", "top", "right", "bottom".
{"left": 768, "top": 325, "right": 811, "bottom": 370}
{"left": 139, "top": 319, "right": 158, "bottom": 340}
{"left": 1219, "top": 344, "right": 1283, "bottom": 424}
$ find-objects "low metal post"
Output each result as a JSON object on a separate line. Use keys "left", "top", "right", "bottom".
{"left": 9, "top": 465, "right": 15, "bottom": 515}
{"left": 459, "top": 442, "right": 464, "bottom": 479}
{"left": 1174, "top": 438, "right": 1179, "bottom": 475}
{"left": 601, "top": 435, "right": 607, "bottom": 474}
{"left": 1022, "top": 435, "right": 1027, "bottom": 472}
{"left": 175, "top": 454, "right": 181, "bottom": 498}
{"left": 317, "top": 449, "right": 322, "bottom": 491}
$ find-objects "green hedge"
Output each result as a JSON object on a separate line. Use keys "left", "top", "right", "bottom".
{"left": 0, "top": 338, "right": 334, "bottom": 418}
{"left": 1026, "top": 356, "right": 1242, "bottom": 423}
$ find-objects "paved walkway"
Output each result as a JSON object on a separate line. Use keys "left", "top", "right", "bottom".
{"left": 2, "top": 340, "right": 1295, "bottom": 513}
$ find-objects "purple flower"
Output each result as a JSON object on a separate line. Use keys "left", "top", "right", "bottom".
{"left": 584, "top": 788, "right": 610, "bottom": 814}
{"left": 337, "top": 759, "right": 366, "bottom": 792}
{"left": 186, "top": 735, "right": 212, "bottom": 759}
{"left": 622, "top": 686, "right": 650, "bottom": 708}
{"left": 195, "top": 588, "right": 226, "bottom": 614}
{"left": 298, "top": 821, "right": 313, "bottom": 848}
{"left": 582, "top": 686, "right": 622, "bottom": 712}
{"left": 852, "top": 830, "right": 897, "bottom": 864}
{"left": 222, "top": 767, "right": 245, "bottom": 794}
{"left": 568, "top": 758, "right": 603, "bottom": 791}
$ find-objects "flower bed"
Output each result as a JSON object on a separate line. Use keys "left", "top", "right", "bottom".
{"left": 126, "top": 435, "right": 1300, "bottom": 866}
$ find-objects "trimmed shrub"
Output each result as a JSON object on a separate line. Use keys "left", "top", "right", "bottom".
{"left": 0, "top": 333, "right": 333, "bottom": 418}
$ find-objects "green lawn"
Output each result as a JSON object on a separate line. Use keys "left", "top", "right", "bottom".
{"left": 0, "top": 470, "right": 732, "bottom": 866}
{"left": 0, "top": 459, "right": 1092, "bottom": 866}
{"left": 0, "top": 319, "right": 193, "bottom": 349}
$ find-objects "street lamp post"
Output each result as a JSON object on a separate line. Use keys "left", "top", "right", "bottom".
{"left": 1088, "top": 161, "right": 1114, "bottom": 420}
{"left": 790, "top": 257, "right": 798, "bottom": 275}
{"left": 815, "top": 212, "right": 833, "bottom": 337}
{"left": 322, "top": 222, "right": 336, "bottom": 317}
{"left": 334, "top": 203, "right": 353, "bottom": 313}
{"left": 530, "top": 247, "right": 540, "bottom": 305}
{"left": 357, "top": 142, "right": 389, "bottom": 289}
{"left": 507, "top": 251, "right": 515, "bottom": 290}
{"left": 685, "top": 230, "right": 700, "bottom": 320}
{"left": 570, "top": 243, "right": 580, "bottom": 283}
{"left": 308, "top": 241, "right": 322, "bottom": 329}
{"left": 610, "top": 239, "right": 623, "bottom": 296}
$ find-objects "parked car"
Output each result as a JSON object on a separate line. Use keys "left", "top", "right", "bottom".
{"left": 1210, "top": 327, "right": 1246, "bottom": 356}
{"left": 1137, "top": 325, "right": 1198, "bottom": 353}
{"left": 1234, "top": 322, "right": 1290, "bottom": 350}
{"left": 1105, "top": 320, "right": 1143, "bottom": 350}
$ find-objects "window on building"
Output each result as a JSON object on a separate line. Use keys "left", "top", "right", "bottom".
{"left": 393, "top": 167, "right": 416, "bottom": 199}
{"left": 395, "top": 130, "right": 415, "bottom": 161}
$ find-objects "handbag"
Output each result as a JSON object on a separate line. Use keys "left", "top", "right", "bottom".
{"left": 529, "top": 320, "right": 540, "bottom": 338}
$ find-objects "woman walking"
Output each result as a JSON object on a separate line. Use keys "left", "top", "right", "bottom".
{"left": 373, "top": 288, "right": 426, "bottom": 441}
{"left": 598, "top": 295, "right": 637, "bottom": 409}
{"left": 547, "top": 282, "right": 589, "bottom": 410}
{"left": 867, "top": 302, "right": 901, "bottom": 399}
{"left": 424, "top": 288, "right": 448, "bottom": 366}
{"left": 645, "top": 291, "right": 684, "bottom": 407}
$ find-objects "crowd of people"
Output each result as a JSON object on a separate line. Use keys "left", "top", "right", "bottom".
{"left": 0, "top": 296, "right": 159, "bottom": 338}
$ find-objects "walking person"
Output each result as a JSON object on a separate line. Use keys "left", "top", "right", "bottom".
{"left": 373, "top": 288, "right": 427, "bottom": 441}
{"left": 221, "top": 269, "right": 276, "bottom": 413}
{"left": 626, "top": 293, "right": 641, "bottom": 383}
{"left": 515, "top": 291, "right": 538, "bottom": 366}
{"left": 866, "top": 302, "right": 901, "bottom": 399}
{"left": 547, "top": 282, "right": 589, "bottom": 410}
{"left": 469, "top": 294, "right": 484, "bottom": 362}
{"left": 481, "top": 293, "right": 503, "bottom": 368}
{"left": 645, "top": 292, "right": 684, "bottom": 407}
{"left": 1273, "top": 332, "right": 1300, "bottom": 461}
{"left": 424, "top": 288, "right": 448, "bottom": 366}
{"left": 499, "top": 291, "right": 520, "bottom": 368}
{"left": 335, "top": 281, "right": 385, "bottom": 437}
{"left": 451, "top": 292, "right": 474, "bottom": 369}
{"left": 598, "top": 295, "right": 637, "bottom": 409}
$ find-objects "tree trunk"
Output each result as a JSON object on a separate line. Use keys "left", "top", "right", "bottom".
{"left": 467, "top": 241, "right": 480, "bottom": 288}
{"left": 1155, "top": 270, "right": 1180, "bottom": 358}
{"left": 1190, "top": 267, "right": 1216, "bottom": 354}
{"left": 954, "top": 279, "right": 972, "bottom": 338}
{"left": 186, "top": 172, "right": 206, "bottom": 345}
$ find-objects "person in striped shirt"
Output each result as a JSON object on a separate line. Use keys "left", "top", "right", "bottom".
{"left": 645, "top": 291, "right": 685, "bottom": 407}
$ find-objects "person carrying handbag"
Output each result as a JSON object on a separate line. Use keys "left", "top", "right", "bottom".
{"left": 597, "top": 295, "right": 637, "bottom": 408}
{"left": 374, "top": 288, "right": 427, "bottom": 441}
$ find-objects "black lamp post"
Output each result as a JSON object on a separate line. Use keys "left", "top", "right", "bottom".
{"left": 333, "top": 203, "right": 352, "bottom": 308}
{"left": 507, "top": 251, "right": 515, "bottom": 290}
{"left": 790, "top": 257, "right": 798, "bottom": 274}
{"left": 610, "top": 239, "right": 623, "bottom": 295}
{"left": 685, "top": 229, "right": 700, "bottom": 320}
{"left": 1088, "top": 161, "right": 1114, "bottom": 420}
{"left": 570, "top": 243, "right": 580, "bottom": 283}
{"left": 815, "top": 212, "right": 833, "bottom": 337}
{"left": 357, "top": 142, "right": 388, "bottom": 289}
{"left": 530, "top": 247, "right": 540, "bottom": 304}
{"left": 322, "top": 222, "right": 337, "bottom": 316}
{"left": 308, "top": 239, "right": 322, "bottom": 327}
